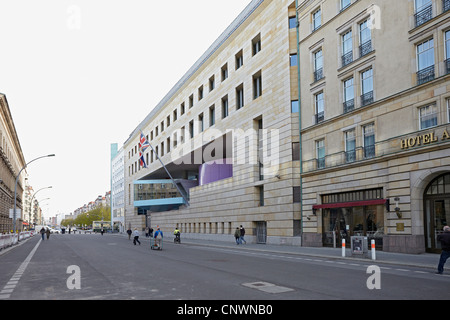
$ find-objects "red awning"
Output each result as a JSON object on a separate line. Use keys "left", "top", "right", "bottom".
{"left": 312, "top": 199, "right": 387, "bottom": 210}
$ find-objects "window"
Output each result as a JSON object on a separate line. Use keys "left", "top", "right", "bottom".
{"left": 221, "top": 63, "right": 228, "bottom": 81}
{"left": 289, "top": 16, "right": 297, "bottom": 29}
{"left": 235, "top": 50, "right": 244, "bottom": 70}
{"left": 189, "top": 95, "right": 194, "bottom": 108}
{"left": 161, "top": 120, "right": 164, "bottom": 132}
{"left": 448, "top": 100, "right": 450, "bottom": 123}
{"left": 209, "top": 75, "right": 215, "bottom": 92}
{"left": 209, "top": 105, "right": 215, "bottom": 127}
{"left": 345, "top": 129, "right": 356, "bottom": 163}
{"left": 161, "top": 142, "right": 164, "bottom": 157}
{"left": 181, "top": 102, "right": 185, "bottom": 115}
{"left": 342, "top": 30, "right": 353, "bottom": 66}
{"left": 173, "top": 109, "right": 178, "bottom": 122}
{"left": 291, "top": 100, "right": 299, "bottom": 113}
{"left": 343, "top": 77, "right": 355, "bottom": 113}
{"left": 167, "top": 115, "right": 171, "bottom": 128}
{"left": 293, "top": 187, "right": 301, "bottom": 203}
{"left": 316, "top": 139, "right": 325, "bottom": 169}
{"left": 189, "top": 120, "right": 194, "bottom": 139}
{"left": 359, "top": 19, "right": 372, "bottom": 57}
{"left": 222, "top": 95, "right": 229, "bottom": 119}
{"left": 198, "top": 86, "right": 204, "bottom": 101}
{"left": 445, "top": 30, "right": 450, "bottom": 74}
{"left": 415, "top": 0, "right": 432, "bottom": 27}
{"left": 341, "top": 0, "right": 351, "bottom": 11}
{"left": 315, "top": 92, "right": 324, "bottom": 123}
{"left": 292, "top": 142, "right": 300, "bottom": 161}
{"left": 290, "top": 54, "right": 298, "bottom": 67}
{"left": 312, "top": 8, "right": 321, "bottom": 31}
{"left": 198, "top": 113, "right": 204, "bottom": 133}
{"left": 417, "top": 38, "right": 435, "bottom": 84}
{"left": 236, "top": 84, "right": 244, "bottom": 110}
{"left": 314, "top": 49, "right": 323, "bottom": 81}
{"left": 419, "top": 105, "right": 438, "bottom": 129}
{"left": 253, "top": 71, "right": 262, "bottom": 99}
{"left": 363, "top": 123, "right": 375, "bottom": 158}
{"left": 155, "top": 126, "right": 159, "bottom": 137}
{"left": 252, "top": 34, "right": 261, "bottom": 56}
{"left": 167, "top": 137, "right": 171, "bottom": 153}
{"left": 361, "top": 68, "right": 374, "bottom": 106}
{"left": 257, "top": 186, "right": 264, "bottom": 207}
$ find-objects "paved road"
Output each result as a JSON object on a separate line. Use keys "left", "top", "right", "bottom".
{"left": 1, "top": 233, "right": 449, "bottom": 301}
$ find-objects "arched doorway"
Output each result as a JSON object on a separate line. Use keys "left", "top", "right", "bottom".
{"left": 424, "top": 173, "right": 450, "bottom": 253}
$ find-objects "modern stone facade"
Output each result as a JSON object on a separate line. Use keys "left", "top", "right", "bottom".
{"left": 123, "top": 0, "right": 302, "bottom": 244}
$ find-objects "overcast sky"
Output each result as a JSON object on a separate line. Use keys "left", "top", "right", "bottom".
{"left": 0, "top": 0, "right": 252, "bottom": 221}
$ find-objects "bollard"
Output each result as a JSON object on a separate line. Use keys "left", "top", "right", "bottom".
{"left": 371, "top": 239, "right": 376, "bottom": 260}
{"left": 342, "top": 239, "right": 346, "bottom": 257}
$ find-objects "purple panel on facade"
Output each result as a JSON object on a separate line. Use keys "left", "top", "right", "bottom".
{"left": 199, "top": 159, "right": 233, "bottom": 186}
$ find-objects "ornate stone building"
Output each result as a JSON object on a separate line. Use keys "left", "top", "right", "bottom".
{"left": 0, "top": 93, "right": 26, "bottom": 233}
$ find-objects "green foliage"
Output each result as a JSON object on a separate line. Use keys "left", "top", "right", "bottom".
{"left": 61, "top": 206, "right": 111, "bottom": 227}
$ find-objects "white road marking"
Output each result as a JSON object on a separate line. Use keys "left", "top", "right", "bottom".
{"left": 0, "top": 239, "right": 41, "bottom": 300}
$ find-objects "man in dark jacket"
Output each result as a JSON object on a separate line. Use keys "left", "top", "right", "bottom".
{"left": 437, "top": 226, "right": 450, "bottom": 274}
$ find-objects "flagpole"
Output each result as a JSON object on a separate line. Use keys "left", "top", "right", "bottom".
{"left": 140, "top": 131, "right": 190, "bottom": 206}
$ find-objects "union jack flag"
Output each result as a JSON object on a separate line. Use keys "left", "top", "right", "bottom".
{"left": 139, "top": 132, "right": 150, "bottom": 168}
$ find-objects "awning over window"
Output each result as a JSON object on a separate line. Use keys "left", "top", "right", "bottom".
{"left": 312, "top": 199, "right": 387, "bottom": 210}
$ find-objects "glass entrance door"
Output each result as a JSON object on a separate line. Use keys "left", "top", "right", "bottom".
{"left": 424, "top": 173, "right": 450, "bottom": 253}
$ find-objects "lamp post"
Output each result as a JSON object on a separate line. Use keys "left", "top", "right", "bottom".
{"left": 13, "top": 154, "right": 55, "bottom": 234}
{"left": 29, "top": 186, "right": 52, "bottom": 226}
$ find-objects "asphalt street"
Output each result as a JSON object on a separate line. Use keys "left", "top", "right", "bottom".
{"left": 0, "top": 233, "right": 449, "bottom": 301}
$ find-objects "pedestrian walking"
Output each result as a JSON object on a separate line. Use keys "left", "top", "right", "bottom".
{"left": 240, "top": 225, "right": 247, "bottom": 244}
{"left": 133, "top": 228, "right": 141, "bottom": 245}
{"left": 145, "top": 227, "right": 149, "bottom": 238}
{"left": 40, "top": 227, "right": 45, "bottom": 241}
{"left": 154, "top": 227, "right": 163, "bottom": 248}
{"left": 100, "top": 227, "right": 104, "bottom": 236}
{"left": 437, "top": 226, "right": 450, "bottom": 274}
{"left": 234, "top": 227, "right": 241, "bottom": 245}
{"left": 45, "top": 228, "right": 51, "bottom": 240}
{"left": 127, "top": 228, "right": 132, "bottom": 240}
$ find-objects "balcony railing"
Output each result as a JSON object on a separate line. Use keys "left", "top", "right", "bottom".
{"left": 342, "top": 51, "right": 353, "bottom": 67}
{"left": 415, "top": 5, "right": 433, "bottom": 27}
{"left": 417, "top": 65, "right": 435, "bottom": 85}
{"left": 315, "top": 111, "right": 324, "bottom": 124}
{"left": 314, "top": 68, "right": 324, "bottom": 82}
{"left": 359, "top": 40, "right": 372, "bottom": 58}
{"left": 302, "top": 125, "right": 450, "bottom": 173}
{"left": 361, "top": 90, "right": 374, "bottom": 107}
{"left": 343, "top": 99, "right": 355, "bottom": 113}
{"left": 444, "top": 0, "right": 450, "bottom": 12}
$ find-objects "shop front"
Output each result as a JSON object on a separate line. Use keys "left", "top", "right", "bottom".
{"left": 314, "top": 188, "right": 386, "bottom": 250}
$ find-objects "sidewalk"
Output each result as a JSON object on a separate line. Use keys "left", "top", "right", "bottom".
{"left": 177, "top": 237, "right": 439, "bottom": 270}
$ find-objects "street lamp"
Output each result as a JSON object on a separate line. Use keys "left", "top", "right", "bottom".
{"left": 29, "top": 186, "right": 52, "bottom": 226}
{"left": 13, "top": 154, "right": 55, "bottom": 233}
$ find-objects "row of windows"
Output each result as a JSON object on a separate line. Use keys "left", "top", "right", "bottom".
{"left": 311, "top": 100, "right": 450, "bottom": 170}
{"left": 296, "top": 28, "right": 450, "bottom": 125}
{"left": 128, "top": 33, "right": 263, "bottom": 162}
{"left": 128, "top": 71, "right": 263, "bottom": 176}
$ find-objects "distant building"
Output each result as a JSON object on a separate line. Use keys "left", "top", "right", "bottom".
{"left": 0, "top": 93, "right": 26, "bottom": 233}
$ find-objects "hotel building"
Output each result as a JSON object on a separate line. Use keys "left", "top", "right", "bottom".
{"left": 298, "top": 0, "right": 450, "bottom": 253}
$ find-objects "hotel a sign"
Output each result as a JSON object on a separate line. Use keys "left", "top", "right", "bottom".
{"left": 401, "top": 127, "right": 450, "bottom": 150}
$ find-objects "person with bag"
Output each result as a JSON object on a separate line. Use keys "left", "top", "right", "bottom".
{"left": 154, "top": 227, "right": 163, "bottom": 248}
{"left": 234, "top": 227, "right": 241, "bottom": 245}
